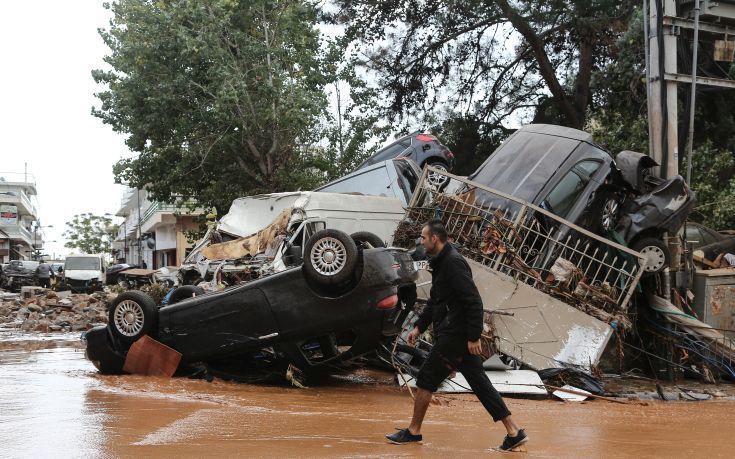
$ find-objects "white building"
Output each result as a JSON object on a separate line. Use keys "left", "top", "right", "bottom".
{"left": 113, "top": 188, "right": 204, "bottom": 268}
{"left": 0, "top": 172, "right": 46, "bottom": 263}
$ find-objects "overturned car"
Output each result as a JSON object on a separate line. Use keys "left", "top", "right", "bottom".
{"left": 86, "top": 193, "right": 417, "bottom": 373}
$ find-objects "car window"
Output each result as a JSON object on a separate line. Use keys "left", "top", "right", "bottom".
{"left": 542, "top": 170, "right": 587, "bottom": 219}
{"left": 574, "top": 160, "right": 602, "bottom": 178}
{"left": 316, "top": 166, "right": 395, "bottom": 199}
{"left": 394, "top": 160, "right": 419, "bottom": 205}
{"left": 371, "top": 141, "right": 411, "bottom": 163}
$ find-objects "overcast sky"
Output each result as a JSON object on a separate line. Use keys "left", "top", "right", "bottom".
{"left": 1, "top": 1, "right": 129, "bottom": 259}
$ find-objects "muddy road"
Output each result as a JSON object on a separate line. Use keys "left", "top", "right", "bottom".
{"left": 1, "top": 332, "right": 733, "bottom": 458}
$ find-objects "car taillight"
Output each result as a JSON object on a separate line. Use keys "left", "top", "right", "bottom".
{"left": 376, "top": 294, "right": 398, "bottom": 310}
{"left": 416, "top": 134, "right": 435, "bottom": 141}
{"left": 447, "top": 151, "right": 454, "bottom": 158}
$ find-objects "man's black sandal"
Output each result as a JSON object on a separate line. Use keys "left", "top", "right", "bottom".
{"left": 386, "top": 428, "right": 422, "bottom": 444}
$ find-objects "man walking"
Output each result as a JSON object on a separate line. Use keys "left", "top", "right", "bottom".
{"left": 36, "top": 259, "right": 52, "bottom": 289}
{"left": 386, "top": 220, "right": 528, "bottom": 451}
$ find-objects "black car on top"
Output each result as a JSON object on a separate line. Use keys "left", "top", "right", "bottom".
{"left": 464, "top": 124, "right": 695, "bottom": 274}
{"left": 356, "top": 132, "right": 455, "bottom": 189}
{"left": 84, "top": 229, "right": 418, "bottom": 376}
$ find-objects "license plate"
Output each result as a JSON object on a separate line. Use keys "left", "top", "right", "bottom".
{"left": 413, "top": 261, "right": 428, "bottom": 271}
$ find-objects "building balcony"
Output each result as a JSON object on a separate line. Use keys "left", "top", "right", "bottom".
{"left": 0, "top": 189, "right": 37, "bottom": 217}
{"left": 0, "top": 223, "right": 35, "bottom": 246}
{"left": 139, "top": 201, "right": 202, "bottom": 234}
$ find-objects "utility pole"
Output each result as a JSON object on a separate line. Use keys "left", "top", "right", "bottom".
{"left": 647, "top": 0, "right": 679, "bottom": 179}
{"left": 648, "top": 1, "right": 735, "bottom": 181}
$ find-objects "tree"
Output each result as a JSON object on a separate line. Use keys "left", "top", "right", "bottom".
{"left": 93, "top": 0, "right": 334, "bottom": 213}
{"left": 332, "top": 0, "right": 636, "bottom": 130}
{"left": 63, "top": 214, "right": 117, "bottom": 255}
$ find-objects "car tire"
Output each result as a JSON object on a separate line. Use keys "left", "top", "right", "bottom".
{"left": 631, "top": 237, "right": 671, "bottom": 274}
{"left": 598, "top": 192, "right": 622, "bottom": 233}
{"left": 350, "top": 231, "right": 386, "bottom": 249}
{"left": 108, "top": 291, "right": 157, "bottom": 345}
{"left": 168, "top": 285, "right": 205, "bottom": 305}
{"left": 303, "top": 229, "right": 358, "bottom": 285}
{"left": 425, "top": 160, "right": 450, "bottom": 191}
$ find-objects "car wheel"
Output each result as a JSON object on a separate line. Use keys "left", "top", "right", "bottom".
{"left": 631, "top": 237, "right": 671, "bottom": 274}
{"left": 425, "top": 161, "right": 450, "bottom": 191}
{"left": 599, "top": 194, "right": 622, "bottom": 233}
{"left": 108, "top": 291, "right": 157, "bottom": 345}
{"left": 350, "top": 231, "right": 386, "bottom": 249}
{"left": 168, "top": 285, "right": 205, "bottom": 305}
{"left": 303, "top": 229, "right": 358, "bottom": 285}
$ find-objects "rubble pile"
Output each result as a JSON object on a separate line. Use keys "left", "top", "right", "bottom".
{"left": 0, "top": 289, "right": 110, "bottom": 333}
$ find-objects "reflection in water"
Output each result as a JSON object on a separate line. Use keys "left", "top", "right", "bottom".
{"left": 0, "top": 334, "right": 105, "bottom": 458}
{"left": 2, "top": 332, "right": 735, "bottom": 458}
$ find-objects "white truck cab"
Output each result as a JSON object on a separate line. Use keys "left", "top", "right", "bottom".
{"left": 63, "top": 254, "right": 108, "bottom": 292}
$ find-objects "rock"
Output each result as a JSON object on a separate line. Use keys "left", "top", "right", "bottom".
{"left": 27, "top": 304, "right": 43, "bottom": 313}
{"left": 49, "top": 325, "right": 62, "bottom": 331}
{"left": 45, "top": 291, "right": 58, "bottom": 299}
{"left": 17, "top": 307, "right": 30, "bottom": 316}
{"left": 58, "top": 299, "right": 72, "bottom": 306}
{"left": 21, "top": 319, "right": 38, "bottom": 331}
{"left": 34, "top": 321, "right": 50, "bottom": 333}
{"left": 88, "top": 296, "right": 98, "bottom": 304}
{"left": 72, "top": 321, "right": 89, "bottom": 331}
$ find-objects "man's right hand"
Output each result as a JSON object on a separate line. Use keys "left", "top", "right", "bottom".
{"left": 407, "top": 326, "right": 421, "bottom": 346}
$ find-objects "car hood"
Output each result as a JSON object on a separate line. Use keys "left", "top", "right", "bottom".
{"left": 65, "top": 270, "right": 103, "bottom": 281}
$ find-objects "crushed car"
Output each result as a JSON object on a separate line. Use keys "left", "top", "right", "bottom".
{"left": 389, "top": 124, "right": 697, "bottom": 371}
{"left": 355, "top": 132, "right": 455, "bottom": 189}
{"left": 85, "top": 227, "right": 418, "bottom": 377}
{"left": 178, "top": 191, "right": 408, "bottom": 287}
{"left": 86, "top": 192, "right": 420, "bottom": 377}
{"left": 0, "top": 260, "right": 40, "bottom": 292}
{"left": 462, "top": 125, "right": 695, "bottom": 274}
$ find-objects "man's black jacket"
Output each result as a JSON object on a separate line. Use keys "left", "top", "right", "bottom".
{"left": 414, "top": 243, "right": 484, "bottom": 341}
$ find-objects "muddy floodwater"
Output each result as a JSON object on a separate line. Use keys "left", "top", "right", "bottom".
{"left": 1, "top": 332, "right": 734, "bottom": 458}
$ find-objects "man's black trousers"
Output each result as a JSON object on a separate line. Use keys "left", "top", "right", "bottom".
{"left": 415, "top": 335, "right": 511, "bottom": 422}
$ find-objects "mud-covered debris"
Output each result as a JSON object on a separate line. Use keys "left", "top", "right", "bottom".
{"left": 0, "top": 289, "right": 112, "bottom": 333}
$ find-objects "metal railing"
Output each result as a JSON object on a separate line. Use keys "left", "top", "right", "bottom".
{"left": 402, "top": 166, "right": 647, "bottom": 313}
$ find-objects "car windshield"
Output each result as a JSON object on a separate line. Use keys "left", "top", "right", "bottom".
{"left": 65, "top": 257, "right": 100, "bottom": 271}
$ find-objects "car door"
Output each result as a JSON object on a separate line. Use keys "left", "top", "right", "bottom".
{"left": 539, "top": 159, "right": 602, "bottom": 226}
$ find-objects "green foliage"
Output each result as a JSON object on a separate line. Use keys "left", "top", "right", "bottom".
{"left": 63, "top": 214, "right": 117, "bottom": 255}
{"left": 588, "top": 113, "right": 649, "bottom": 156}
{"left": 333, "top": 0, "right": 637, "bottom": 130}
{"left": 140, "top": 283, "right": 170, "bottom": 305}
{"left": 688, "top": 143, "right": 735, "bottom": 230}
{"left": 431, "top": 114, "right": 510, "bottom": 176}
{"left": 94, "top": 0, "right": 335, "bottom": 211}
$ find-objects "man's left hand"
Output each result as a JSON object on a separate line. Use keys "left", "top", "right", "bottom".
{"left": 467, "top": 339, "right": 482, "bottom": 356}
